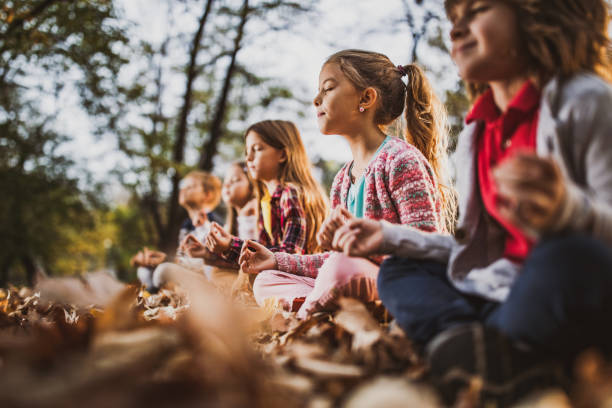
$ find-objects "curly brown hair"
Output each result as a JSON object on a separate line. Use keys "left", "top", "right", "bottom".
{"left": 445, "top": 0, "right": 612, "bottom": 98}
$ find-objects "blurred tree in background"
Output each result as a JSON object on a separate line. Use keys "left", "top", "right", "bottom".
{"left": 0, "top": 0, "right": 131, "bottom": 285}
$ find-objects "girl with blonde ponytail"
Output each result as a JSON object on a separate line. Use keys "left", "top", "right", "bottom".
{"left": 238, "top": 49, "right": 454, "bottom": 318}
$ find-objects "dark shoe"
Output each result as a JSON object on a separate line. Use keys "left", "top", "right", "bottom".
{"left": 426, "top": 323, "right": 567, "bottom": 407}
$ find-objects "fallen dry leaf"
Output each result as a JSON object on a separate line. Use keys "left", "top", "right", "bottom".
{"left": 334, "top": 297, "right": 383, "bottom": 351}
{"left": 344, "top": 376, "right": 439, "bottom": 408}
{"left": 35, "top": 271, "right": 126, "bottom": 309}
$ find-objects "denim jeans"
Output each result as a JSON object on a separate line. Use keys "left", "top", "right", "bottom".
{"left": 378, "top": 235, "right": 612, "bottom": 357}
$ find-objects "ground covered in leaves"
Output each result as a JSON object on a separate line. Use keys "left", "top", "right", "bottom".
{"left": 0, "top": 271, "right": 611, "bottom": 407}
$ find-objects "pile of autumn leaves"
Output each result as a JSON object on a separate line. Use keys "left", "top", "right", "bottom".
{"left": 0, "top": 272, "right": 610, "bottom": 408}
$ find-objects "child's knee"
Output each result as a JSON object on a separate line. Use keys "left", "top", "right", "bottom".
{"left": 252, "top": 271, "right": 273, "bottom": 305}
{"left": 530, "top": 235, "right": 612, "bottom": 285}
{"left": 377, "top": 257, "right": 407, "bottom": 297}
{"left": 152, "top": 262, "right": 175, "bottom": 288}
{"left": 318, "top": 253, "right": 362, "bottom": 284}
{"left": 136, "top": 266, "right": 153, "bottom": 289}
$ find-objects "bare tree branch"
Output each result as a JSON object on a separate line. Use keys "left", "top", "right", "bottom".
{"left": 198, "top": 0, "right": 250, "bottom": 171}
{"left": 162, "top": 0, "right": 215, "bottom": 253}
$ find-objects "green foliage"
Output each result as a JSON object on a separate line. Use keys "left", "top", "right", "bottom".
{"left": 0, "top": 115, "right": 95, "bottom": 284}
{"left": 313, "top": 158, "right": 343, "bottom": 194}
{"left": 0, "top": 0, "right": 130, "bottom": 284}
{"left": 104, "top": 204, "right": 155, "bottom": 282}
{"left": 0, "top": 0, "right": 129, "bottom": 130}
{"left": 445, "top": 81, "right": 471, "bottom": 151}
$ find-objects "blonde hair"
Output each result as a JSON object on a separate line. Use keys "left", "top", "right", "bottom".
{"left": 224, "top": 161, "right": 255, "bottom": 236}
{"left": 183, "top": 170, "right": 222, "bottom": 209}
{"left": 325, "top": 50, "right": 457, "bottom": 232}
{"left": 245, "top": 120, "right": 329, "bottom": 253}
{"left": 445, "top": 0, "right": 612, "bottom": 99}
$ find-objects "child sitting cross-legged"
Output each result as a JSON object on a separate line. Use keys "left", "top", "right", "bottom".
{"left": 324, "top": 1, "right": 612, "bottom": 404}
{"left": 131, "top": 170, "right": 223, "bottom": 291}
{"left": 238, "top": 49, "right": 456, "bottom": 317}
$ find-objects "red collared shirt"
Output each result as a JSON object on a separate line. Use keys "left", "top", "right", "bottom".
{"left": 467, "top": 81, "right": 540, "bottom": 262}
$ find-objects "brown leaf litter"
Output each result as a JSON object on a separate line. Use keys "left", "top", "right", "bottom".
{"left": 1, "top": 270, "right": 611, "bottom": 407}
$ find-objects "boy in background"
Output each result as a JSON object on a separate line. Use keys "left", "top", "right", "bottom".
{"left": 131, "top": 171, "right": 223, "bottom": 291}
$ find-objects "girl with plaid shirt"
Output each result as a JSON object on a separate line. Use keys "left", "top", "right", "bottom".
{"left": 189, "top": 120, "right": 328, "bottom": 267}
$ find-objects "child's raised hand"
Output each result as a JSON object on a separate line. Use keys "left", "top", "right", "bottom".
{"left": 130, "top": 249, "right": 146, "bottom": 267}
{"left": 131, "top": 247, "right": 166, "bottom": 267}
{"left": 179, "top": 234, "right": 196, "bottom": 253}
{"left": 181, "top": 233, "right": 237, "bottom": 268}
{"left": 143, "top": 248, "right": 167, "bottom": 267}
{"left": 204, "top": 222, "right": 233, "bottom": 254}
{"left": 238, "top": 240, "right": 276, "bottom": 274}
{"left": 317, "top": 206, "right": 353, "bottom": 250}
{"left": 181, "top": 234, "right": 208, "bottom": 259}
{"left": 493, "top": 153, "right": 567, "bottom": 236}
{"left": 331, "top": 218, "right": 384, "bottom": 257}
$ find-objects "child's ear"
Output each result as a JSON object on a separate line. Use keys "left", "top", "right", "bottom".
{"left": 279, "top": 149, "right": 288, "bottom": 163}
{"left": 360, "top": 87, "right": 378, "bottom": 110}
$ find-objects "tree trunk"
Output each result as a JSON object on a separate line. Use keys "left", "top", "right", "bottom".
{"left": 161, "top": 0, "right": 215, "bottom": 254}
{"left": 144, "top": 192, "right": 164, "bottom": 244}
{"left": 21, "top": 255, "right": 36, "bottom": 287}
{"left": 198, "top": 0, "right": 250, "bottom": 171}
{"left": 145, "top": 42, "right": 167, "bottom": 246}
{"left": 0, "top": 256, "right": 13, "bottom": 288}
{"left": 401, "top": 0, "right": 437, "bottom": 63}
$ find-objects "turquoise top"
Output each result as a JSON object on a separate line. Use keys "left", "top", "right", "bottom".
{"left": 346, "top": 136, "right": 390, "bottom": 218}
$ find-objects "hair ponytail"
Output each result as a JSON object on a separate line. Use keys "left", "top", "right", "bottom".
{"left": 402, "top": 64, "right": 457, "bottom": 232}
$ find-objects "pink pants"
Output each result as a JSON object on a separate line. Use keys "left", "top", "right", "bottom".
{"left": 252, "top": 253, "right": 379, "bottom": 319}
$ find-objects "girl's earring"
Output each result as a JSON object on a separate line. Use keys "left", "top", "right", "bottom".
{"left": 359, "top": 106, "right": 365, "bottom": 113}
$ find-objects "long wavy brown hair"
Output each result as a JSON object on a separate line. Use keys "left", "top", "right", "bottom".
{"left": 245, "top": 120, "right": 329, "bottom": 253}
{"left": 445, "top": 0, "right": 612, "bottom": 99}
{"left": 325, "top": 50, "right": 457, "bottom": 232}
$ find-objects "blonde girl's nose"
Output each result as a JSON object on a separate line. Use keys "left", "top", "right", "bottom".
{"left": 313, "top": 92, "right": 321, "bottom": 107}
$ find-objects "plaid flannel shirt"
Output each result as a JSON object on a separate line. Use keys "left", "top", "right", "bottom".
{"left": 223, "top": 184, "right": 308, "bottom": 263}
